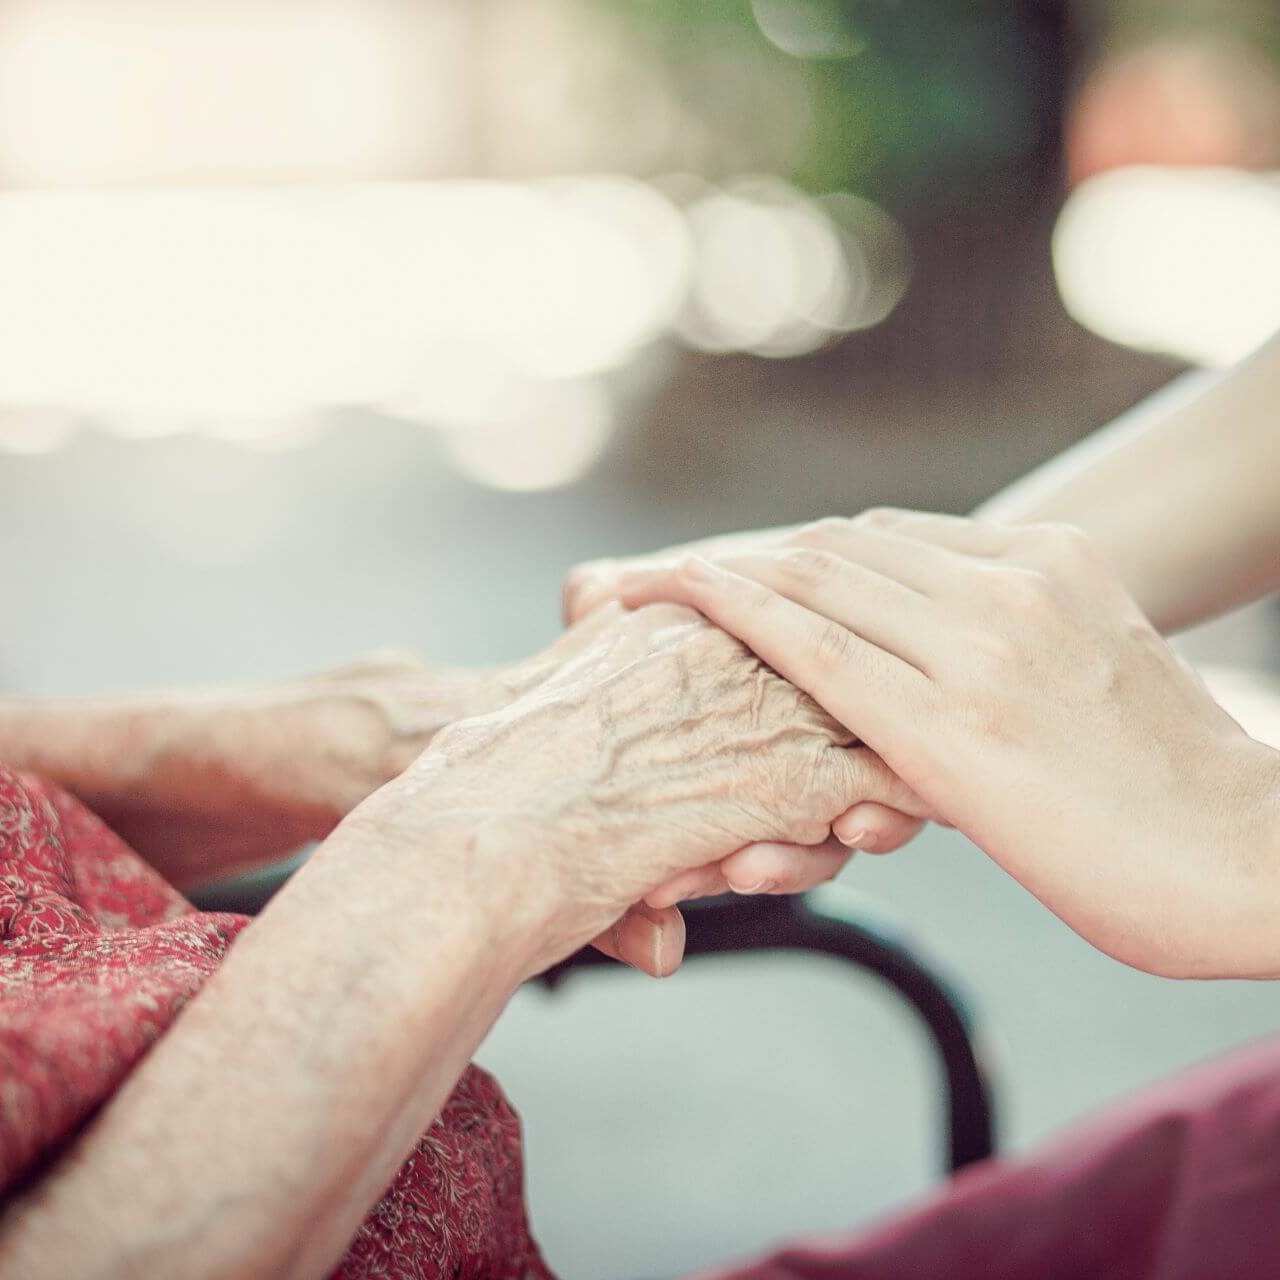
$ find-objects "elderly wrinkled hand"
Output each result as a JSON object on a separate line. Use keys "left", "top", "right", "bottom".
{"left": 364, "top": 601, "right": 925, "bottom": 982}
{"left": 562, "top": 525, "right": 931, "bottom": 881}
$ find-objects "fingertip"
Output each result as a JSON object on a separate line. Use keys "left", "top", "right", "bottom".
{"left": 834, "top": 803, "right": 926, "bottom": 853}
{"left": 832, "top": 802, "right": 878, "bottom": 846}
{"left": 617, "top": 557, "right": 720, "bottom": 611}
{"left": 720, "top": 842, "right": 782, "bottom": 894}
{"left": 873, "top": 816, "right": 926, "bottom": 853}
{"left": 721, "top": 838, "right": 852, "bottom": 895}
{"left": 613, "top": 568, "right": 662, "bottom": 610}
{"left": 643, "top": 886, "right": 679, "bottom": 911}
{"left": 562, "top": 572, "right": 608, "bottom": 624}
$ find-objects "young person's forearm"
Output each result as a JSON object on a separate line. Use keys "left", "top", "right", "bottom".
{"left": 0, "top": 802, "right": 535, "bottom": 1280}
{"left": 975, "top": 331, "right": 1280, "bottom": 632}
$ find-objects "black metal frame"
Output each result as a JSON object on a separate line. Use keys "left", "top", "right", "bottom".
{"left": 537, "top": 887, "right": 998, "bottom": 1174}
{"left": 191, "top": 867, "right": 997, "bottom": 1174}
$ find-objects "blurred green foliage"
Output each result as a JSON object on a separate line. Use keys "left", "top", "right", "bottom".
{"left": 592, "top": 0, "right": 1060, "bottom": 202}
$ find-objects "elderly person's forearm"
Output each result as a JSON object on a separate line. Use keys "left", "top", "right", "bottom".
{"left": 0, "top": 604, "right": 885, "bottom": 1277}
{"left": 0, "top": 788, "right": 539, "bottom": 1280}
{"left": 0, "top": 658, "right": 510, "bottom": 885}
{"left": 974, "top": 329, "right": 1280, "bottom": 632}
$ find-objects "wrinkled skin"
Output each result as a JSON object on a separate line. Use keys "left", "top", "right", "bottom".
{"left": 362, "top": 602, "right": 921, "bottom": 979}
{"left": 563, "top": 524, "right": 932, "bottom": 880}
{"left": 86, "top": 605, "right": 917, "bottom": 974}
{"left": 84, "top": 652, "right": 513, "bottom": 882}
{"left": 96, "top": 617, "right": 673, "bottom": 876}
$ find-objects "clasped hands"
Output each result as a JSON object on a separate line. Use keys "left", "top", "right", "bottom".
{"left": 82, "top": 507, "right": 1280, "bottom": 985}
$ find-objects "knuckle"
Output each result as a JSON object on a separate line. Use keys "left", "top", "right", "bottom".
{"left": 675, "top": 557, "right": 707, "bottom": 589}
{"left": 778, "top": 547, "right": 841, "bottom": 586}
{"left": 856, "top": 506, "right": 904, "bottom": 528}
{"left": 970, "top": 626, "right": 1018, "bottom": 671}
{"left": 1033, "top": 522, "right": 1097, "bottom": 569}
{"left": 743, "top": 580, "right": 777, "bottom": 616}
{"left": 787, "top": 516, "right": 850, "bottom": 548}
{"left": 984, "top": 565, "right": 1053, "bottom": 615}
{"left": 812, "top": 621, "right": 855, "bottom": 669}
{"left": 793, "top": 813, "right": 836, "bottom": 846}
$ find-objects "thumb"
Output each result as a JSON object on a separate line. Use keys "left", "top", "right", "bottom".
{"left": 590, "top": 903, "right": 686, "bottom": 978}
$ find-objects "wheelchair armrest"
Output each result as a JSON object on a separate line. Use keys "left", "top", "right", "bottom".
{"left": 536, "top": 887, "right": 999, "bottom": 1173}
{"left": 189, "top": 859, "right": 998, "bottom": 1171}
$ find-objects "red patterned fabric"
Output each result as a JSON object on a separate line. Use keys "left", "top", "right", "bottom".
{"left": 0, "top": 764, "right": 554, "bottom": 1279}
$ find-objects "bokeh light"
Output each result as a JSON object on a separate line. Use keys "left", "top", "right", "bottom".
{"left": 750, "top": 0, "right": 868, "bottom": 60}
{"left": 0, "top": 181, "right": 688, "bottom": 419}
{"left": 0, "top": 174, "right": 908, "bottom": 486}
{"left": 0, "top": 0, "right": 464, "bottom": 187}
{"left": 428, "top": 372, "right": 616, "bottom": 493}
{"left": 678, "top": 177, "right": 909, "bottom": 358}
{"left": 1053, "top": 166, "right": 1280, "bottom": 367}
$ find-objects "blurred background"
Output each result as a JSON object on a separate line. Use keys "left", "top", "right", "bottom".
{"left": 2, "top": 0, "right": 1280, "bottom": 1274}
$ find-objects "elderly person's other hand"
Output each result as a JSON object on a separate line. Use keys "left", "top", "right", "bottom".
{"left": 616, "top": 510, "right": 1280, "bottom": 980}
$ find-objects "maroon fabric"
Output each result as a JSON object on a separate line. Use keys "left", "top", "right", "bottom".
{"left": 693, "top": 1038, "right": 1280, "bottom": 1280}
{"left": 0, "top": 764, "right": 553, "bottom": 1279}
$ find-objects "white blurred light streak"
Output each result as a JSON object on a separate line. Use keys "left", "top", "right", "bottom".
{"left": 0, "top": 181, "right": 690, "bottom": 421}
{"left": 0, "top": 0, "right": 464, "bottom": 186}
{"left": 0, "top": 175, "right": 909, "bottom": 487}
{"left": 1053, "top": 167, "right": 1280, "bottom": 368}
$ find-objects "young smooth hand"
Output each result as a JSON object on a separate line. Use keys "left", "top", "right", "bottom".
{"left": 615, "top": 509, "right": 1280, "bottom": 979}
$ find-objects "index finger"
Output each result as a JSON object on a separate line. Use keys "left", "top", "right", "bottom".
{"left": 563, "top": 525, "right": 804, "bottom": 623}
{"left": 617, "top": 556, "right": 937, "bottom": 751}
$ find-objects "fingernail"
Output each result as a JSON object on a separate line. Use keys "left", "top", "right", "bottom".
{"left": 837, "top": 829, "right": 869, "bottom": 849}
{"left": 616, "top": 912, "right": 656, "bottom": 971}
{"left": 739, "top": 879, "right": 777, "bottom": 895}
{"left": 650, "top": 921, "right": 666, "bottom": 978}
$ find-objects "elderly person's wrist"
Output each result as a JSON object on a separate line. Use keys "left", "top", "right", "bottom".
{"left": 335, "top": 774, "right": 569, "bottom": 983}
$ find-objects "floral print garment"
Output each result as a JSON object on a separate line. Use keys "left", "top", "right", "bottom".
{"left": 0, "top": 764, "right": 554, "bottom": 1279}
